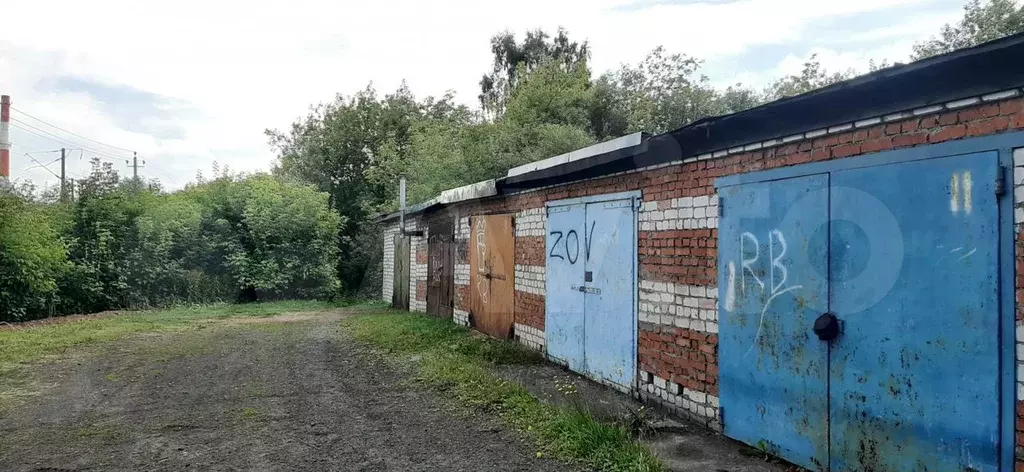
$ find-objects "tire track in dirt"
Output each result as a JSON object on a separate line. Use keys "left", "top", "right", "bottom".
{"left": 0, "top": 311, "right": 565, "bottom": 471}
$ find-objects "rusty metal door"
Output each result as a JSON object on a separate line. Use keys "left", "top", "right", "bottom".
{"left": 392, "top": 234, "right": 410, "bottom": 310}
{"left": 718, "top": 151, "right": 1002, "bottom": 471}
{"left": 469, "top": 215, "right": 515, "bottom": 339}
{"left": 718, "top": 174, "right": 830, "bottom": 471}
{"left": 827, "top": 152, "right": 999, "bottom": 472}
{"left": 426, "top": 219, "right": 455, "bottom": 318}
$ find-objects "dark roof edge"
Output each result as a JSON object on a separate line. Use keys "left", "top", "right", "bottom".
{"left": 372, "top": 199, "right": 441, "bottom": 224}
{"left": 659, "top": 32, "right": 1024, "bottom": 162}
{"left": 498, "top": 138, "right": 651, "bottom": 192}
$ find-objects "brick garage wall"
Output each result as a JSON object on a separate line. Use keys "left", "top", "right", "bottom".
{"left": 638, "top": 323, "right": 720, "bottom": 428}
{"left": 453, "top": 216, "right": 471, "bottom": 325}
{"left": 381, "top": 221, "right": 399, "bottom": 302}
{"left": 406, "top": 219, "right": 427, "bottom": 312}
{"left": 383, "top": 93, "right": 1024, "bottom": 446}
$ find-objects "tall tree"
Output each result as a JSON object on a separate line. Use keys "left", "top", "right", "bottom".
{"left": 597, "top": 47, "right": 755, "bottom": 134}
{"left": 763, "top": 54, "right": 855, "bottom": 100}
{"left": 478, "top": 28, "right": 590, "bottom": 119}
{"left": 267, "top": 83, "right": 424, "bottom": 292}
{"left": 912, "top": 0, "right": 1024, "bottom": 60}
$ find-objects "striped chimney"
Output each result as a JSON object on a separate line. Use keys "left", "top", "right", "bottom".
{"left": 0, "top": 95, "right": 10, "bottom": 179}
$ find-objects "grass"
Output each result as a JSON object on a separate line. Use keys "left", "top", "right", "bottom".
{"left": 343, "top": 311, "right": 663, "bottom": 472}
{"left": 0, "top": 300, "right": 356, "bottom": 406}
{"left": 0, "top": 300, "right": 345, "bottom": 370}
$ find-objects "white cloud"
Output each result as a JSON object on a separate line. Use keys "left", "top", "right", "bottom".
{"left": 0, "top": 0, "right": 964, "bottom": 190}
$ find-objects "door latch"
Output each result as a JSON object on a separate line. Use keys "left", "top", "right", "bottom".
{"left": 813, "top": 312, "right": 841, "bottom": 341}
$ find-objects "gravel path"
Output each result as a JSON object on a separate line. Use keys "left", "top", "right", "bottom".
{"left": 0, "top": 311, "right": 566, "bottom": 471}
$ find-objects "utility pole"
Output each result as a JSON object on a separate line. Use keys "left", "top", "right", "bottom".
{"left": 128, "top": 151, "right": 145, "bottom": 181}
{"left": 60, "top": 147, "right": 66, "bottom": 201}
{"left": 132, "top": 152, "right": 138, "bottom": 180}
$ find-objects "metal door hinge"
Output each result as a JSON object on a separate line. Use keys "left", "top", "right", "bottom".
{"left": 718, "top": 198, "right": 724, "bottom": 217}
{"left": 995, "top": 165, "right": 1007, "bottom": 196}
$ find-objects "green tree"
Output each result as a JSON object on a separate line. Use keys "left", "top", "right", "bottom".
{"left": 226, "top": 175, "right": 342, "bottom": 300}
{"left": 268, "top": 84, "right": 422, "bottom": 291}
{"left": 912, "top": 0, "right": 1024, "bottom": 60}
{"left": 763, "top": 54, "right": 855, "bottom": 101}
{"left": 0, "top": 188, "right": 69, "bottom": 320}
{"left": 598, "top": 47, "right": 756, "bottom": 134}
{"left": 478, "top": 28, "right": 590, "bottom": 118}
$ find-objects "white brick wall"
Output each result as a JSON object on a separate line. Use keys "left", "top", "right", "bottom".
{"left": 381, "top": 222, "right": 399, "bottom": 302}
{"left": 454, "top": 309, "right": 469, "bottom": 327}
{"left": 514, "top": 264, "right": 545, "bottom": 295}
{"left": 408, "top": 220, "right": 428, "bottom": 313}
{"left": 639, "top": 371, "right": 721, "bottom": 431}
{"left": 638, "top": 195, "right": 718, "bottom": 231}
{"left": 1015, "top": 148, "right": 1024, "bottom": 401}
{"left": 514, "top": 323, "right": 545, "bottom": 351}
{"left": 456, "top": 216, "right": 471, "bottom": 241}
{"left": 515, "top": 207, "right": 546, "bottom": 237}
{"left": 639, "top": 280, "right": 719, "bottom": 334}
{"left": 455, "top": 263, "right": 470, "bottom": 285}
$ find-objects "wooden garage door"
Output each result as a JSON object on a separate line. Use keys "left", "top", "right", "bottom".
{"left": 469, "top": 215, "right": 515, "bottom": 339}
{"left": 426, "top": 219, "right": 454, "bottom": 318}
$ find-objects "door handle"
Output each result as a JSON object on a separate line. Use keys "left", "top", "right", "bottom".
{"left": 813, "top": 312, "right": 840, "bottom": 341}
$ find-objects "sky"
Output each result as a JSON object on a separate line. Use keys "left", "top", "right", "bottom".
{"left": 0, "top": 0, "right": 971, "bottom": 191}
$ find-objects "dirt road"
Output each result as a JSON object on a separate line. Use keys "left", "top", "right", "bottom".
{"left": 0, "top": 311, "right": 565, "bottom": 471}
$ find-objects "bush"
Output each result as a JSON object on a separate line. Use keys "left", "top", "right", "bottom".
{"left": 0, "top": 160, "right": 343, "bottom": 322}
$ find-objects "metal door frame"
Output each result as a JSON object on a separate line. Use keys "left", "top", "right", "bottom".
{"left": 715, "top": 130, "right": 1024, "bottom": 471}
{"left": 546, "top": 190, "right": 641, "bottom": 391}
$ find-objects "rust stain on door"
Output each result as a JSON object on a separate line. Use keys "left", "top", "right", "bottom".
{"left": 426, "top": 219, "right": 455, "bottom": 318}
{"left": 469, "top": 214, "right": 515, "bottom": 339}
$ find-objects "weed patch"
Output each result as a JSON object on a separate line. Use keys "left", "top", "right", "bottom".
{"left": 343, "top": 312, "right": 662, "bottom": 472}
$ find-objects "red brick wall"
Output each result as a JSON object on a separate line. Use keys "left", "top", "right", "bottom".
{"left": 455, "top": 285, "right": 469, "bottom": 312}
{"left": 416, "top": 282, "right": 426, "bottom": 302}
{"left": 514, "top": 291, "right": 545, "bottom": 329}
{"left": 639, "top": 229, "right": 717, "bottom": 286}
{"left": 639, "top": 323, "right": 719, "bottom": 396}
{"left": 515, "top": 236, "right": 545, "bottom": 266}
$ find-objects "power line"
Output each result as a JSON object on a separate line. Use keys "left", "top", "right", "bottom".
{"left": 10, "top": 106, "right": 136, "bottom": 153}
{"left": 8, "top": 108, "right": 186, "bottom": 187}
{"left": 22, "top": 156, "right": 62, "bottom": 171}
{"left": 9, "top": 120, "right": 132, "bottom": 161}
{"left": 22, "top": 152, "right": 62, "bottom": 179}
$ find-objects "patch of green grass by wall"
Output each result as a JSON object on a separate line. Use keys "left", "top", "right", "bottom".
{"left": 343, "top": 312, "right": 662, "bottom": 472}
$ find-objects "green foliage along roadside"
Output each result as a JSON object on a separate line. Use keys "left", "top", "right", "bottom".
{"left": 344, "top": 312, "right": 663, "bottom": 472}
{"left": 0, "top": 160, "right": 341, "bottom": 322}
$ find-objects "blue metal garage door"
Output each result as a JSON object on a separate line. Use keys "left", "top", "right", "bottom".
{"left": 718, "top": 174, "right": 830, "bottom": 471}
{"left": 546, "top": 202, "right": 586, "bottom": 372}
{"left": 719, "top": 151, "right": 1001, "bottom": 471}
{"left": 545, "top": 192, "right": 638, "bottom": 390}
{"left": 829, "top": 152, "right": 999, "bottom": 472}
{"left": 583, "top": 198, "right": 638, "bottom": 387}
